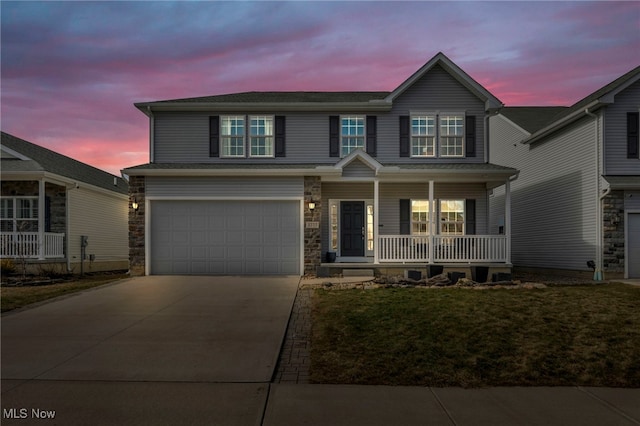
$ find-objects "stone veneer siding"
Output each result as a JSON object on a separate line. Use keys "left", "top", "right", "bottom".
{"left": 128, "top": 176, "right": 145, "bottom": 276}
{"left": 603, "top": 190, "right": 625, "bottom": 275}
{"left": 304, "top": 176, "right": 321, "bottom": 276}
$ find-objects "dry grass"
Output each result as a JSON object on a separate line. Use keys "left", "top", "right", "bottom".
{"left": 1, "top": 274, "right": 128, "bottom": 313}
{"left": 311, "top": 284, "right": 640, "bottom": 387}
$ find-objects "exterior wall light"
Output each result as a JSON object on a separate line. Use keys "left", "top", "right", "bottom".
{"left": 132, "top": 200, "right": 139, "bottom": 211}
{"left": 308, "top": 202, "right": 316, "bottom": 211}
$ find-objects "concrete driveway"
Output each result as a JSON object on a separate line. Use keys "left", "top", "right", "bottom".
{"left": 1, "top": 275, "right": 299, "bottom": 425}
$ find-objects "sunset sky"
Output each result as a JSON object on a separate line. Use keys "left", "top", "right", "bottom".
{"left": 2, "top": 1, "right": 639, "bottom": 176}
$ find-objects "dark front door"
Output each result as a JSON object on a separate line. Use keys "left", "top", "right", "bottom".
{"left": 340, "top": 201, "right": 365, "bottom": 257}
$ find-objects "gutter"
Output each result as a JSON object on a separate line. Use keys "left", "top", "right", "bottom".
{"left": 148, "top": 106, "right": 155, "bottom": 163}
{"left": 135, "top": 101, "right": 393, "bottom": 114}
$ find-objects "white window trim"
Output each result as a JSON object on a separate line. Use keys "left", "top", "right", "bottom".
{"left": 220, "top": 115, "right": 246, "bottom": 158}
{"left": 248, "top": 115, "right": 275, "bottom": 158}
{"left": 1, "top": 196, "right": 39, "bottom": 233}
{"left": 410, "top": 199, "right": 431, "bottom": 235}
{"left": 220, "top": 115, "right": 276, "bottom": 159}
{"left": 409, "top": 111, "right": 466, "bottom": 158}
{"left": 439, "top": 199, "right": 465, "bottom": 236}
{"left": 439, "top": 112, "right": 466, "bottom": 158}
{"left": 340, "top": 115, "right": 366, "bottom": 158}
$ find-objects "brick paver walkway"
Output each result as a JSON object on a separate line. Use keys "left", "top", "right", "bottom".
{"left": 273, "top": 286, "right": 312, "bottom": 384}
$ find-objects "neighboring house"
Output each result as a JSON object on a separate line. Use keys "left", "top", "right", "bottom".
{"left": 123, "top": 52, "right": 518, "bottom": 277}
{"left": 489, "top": 65, "right": 640, "bottom": 279}
{"left": 1, "top": 132, "right": 129, "bottom": 274}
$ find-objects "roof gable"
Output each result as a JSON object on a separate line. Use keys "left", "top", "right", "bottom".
{"left": 500, "top": 107, "right": 570, "bottom": 135}
{"left": 385, "top": 52, "right": 503, "bottom": 111}
{"left": 1, "top": 131, "right": 128, "bottom": 195}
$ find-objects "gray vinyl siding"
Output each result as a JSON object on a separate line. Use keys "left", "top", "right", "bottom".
{"left": 152, "top": 65, "right": 487, "bottom": 165}
{"left": 626, "top": 191, "right": 640, "bottom": 209}
{"left": 489, "top": 115, "right": 598, "bottom": 271}
{"left": 380, "top": 65, "right": 486, "bottom": 163}
{"left": 342, "top": 160, "right": 375, "bottom": 177}
{"left": 146, "top": 176, "right": 303, "bottom": 198}
{"left": 604, "top": 80, "right": 640, "bottom": 175}
{"left": 320, "top": 182, "right": 488, "bottom": 256}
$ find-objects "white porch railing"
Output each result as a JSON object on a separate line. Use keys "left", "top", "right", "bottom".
{"left": 378, "top": 235, "right": 508, "bottom": 263}
{"left": 0, "top": 232, "right": 65, "bottom": 259}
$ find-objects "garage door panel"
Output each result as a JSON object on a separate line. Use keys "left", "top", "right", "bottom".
{"left": 151, "top": 200, "right": 300, "bottom": 275}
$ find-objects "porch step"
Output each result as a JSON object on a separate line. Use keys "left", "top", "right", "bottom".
{"left": 342, "top": 269, "right": 374, "bottom": 277}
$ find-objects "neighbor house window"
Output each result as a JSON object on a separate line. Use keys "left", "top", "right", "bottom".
{"left": 1, "top": 197, "right": 38, "bottom": 233}
{"left": 411, "top": 116, "right": 436, "bottom": 157}
{"left": 411, "top": 200, "right": 430, "bottom": 235}
{"left": 221, "top": 116, "right": 245, "bottom": 157}
{"left": 440, "top": 200, "right": 464, "bottom": 235}
{"left": 341, "top": 116, "right": 365, "bottom": 156}
{"left": 249, "top": 116, "right": 274, "bottom": 157}
{"left": 439, "top": 115, "right": 464, "bottom": 157}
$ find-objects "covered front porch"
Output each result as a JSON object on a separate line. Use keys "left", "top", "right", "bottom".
{"left": 307, "top": 150, "right": 518, "bottom": 274}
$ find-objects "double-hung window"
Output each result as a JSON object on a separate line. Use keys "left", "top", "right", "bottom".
{"left": 439, "top": 115, "right": 464, "bottom": 157}
{"left": 341, "top": 116, "right": 365, "bottom": 156}
{"left": 1, "top": 197, "right": 38, "bottom": 233}
{"left": 411, "top": 116, "right": 436, "bottom": 157}
{"left": 409, "top": 113, "right": 465, "bottom": 158}
{"left": 440, "top": 200, "right": 465, "bottom": 235}
{"left": 411, "top": 200, "right": 431, "bottom": 235}
{"left": 220, "top": 115, "right": 275, "bottom": 158}
{"left": 250, "top": 116, "right": 274, "bottom": 157}
{"left": 221, "top": 116, "right": 245, "bottom": 157}
{"left": 410, "top": 199, "right": 465, "bottom": 236}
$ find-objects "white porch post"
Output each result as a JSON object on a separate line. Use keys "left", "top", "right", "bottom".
{"left": 374, "top": 179, "right": 379, "bottom": 264}
{"left": 428, "top": 180, "right": 434, "bottom": 264}
{"left": 505, "top": 179, "right": 512, "bottom": 264}
{"left": 38, "top": 179, "right": 45, "bottom": 260}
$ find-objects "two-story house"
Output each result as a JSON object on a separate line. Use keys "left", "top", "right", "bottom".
{"left": 123, "top": 52, "right": 518, "bottom": 277}
{"left": 489, "top": 65, "right": 640, "bottom": 279}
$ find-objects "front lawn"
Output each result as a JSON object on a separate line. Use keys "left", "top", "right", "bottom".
{"left": 311, "top": 284, "right": 640, "bottom": 387}
{"left": 1, "top": 273, "right": 128, "bottom": 313}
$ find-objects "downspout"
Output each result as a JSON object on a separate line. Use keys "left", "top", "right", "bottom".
{"left": 585, "top": 108, "right": 604, "bottom": 280}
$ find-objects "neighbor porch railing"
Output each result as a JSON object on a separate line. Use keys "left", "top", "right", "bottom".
{"left": 0, "top": 232, "right": 65, "bottom": 259}
{"left": 378, "top": 235, "right": 508, "bottom": 263}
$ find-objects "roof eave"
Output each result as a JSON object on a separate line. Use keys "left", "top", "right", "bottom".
{"left": 135, "top": 101, "right": 393, "bottom": 114}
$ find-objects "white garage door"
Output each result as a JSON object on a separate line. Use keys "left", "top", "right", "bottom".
{"left": 150, "top": 200, "right": 300, "bottom": 275}
{"left": 629, "top": 213, "right": 640, "bottom": 279}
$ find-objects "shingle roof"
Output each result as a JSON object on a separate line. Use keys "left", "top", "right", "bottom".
{"left": 1, "top": 131, "right": 128, "bottom": 195}
{"left": 500, "top": 107, "right": 569, "bottom": 134}
{"left": 149, "top": 91, "right": 390, "bottom": 104}
{"left": 503, "top": 65, "right": 640, "bottom": 141}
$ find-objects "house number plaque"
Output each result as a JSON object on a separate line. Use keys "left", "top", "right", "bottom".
{"left": 306, "top": 221, "right": 319, "bottom": 229}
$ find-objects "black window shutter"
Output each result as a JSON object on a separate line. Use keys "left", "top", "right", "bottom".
{"left": 400, "top": 199, "right": 411, "bottom": 235}
{"left": 399, "top": 116, "right": 410, "bottom": 157}
{"left": 465, "top": 115, "right": 476, "bottom": 157}
{"left": 627, "top": 112, "right": 639, "bottom": 159}
{"left": 465, "top": 199, "right": 476, "bottom": 235}
{"left": 366, "top": 115, "right": 377, "bottom": 157}
{"left": 275, "top": 115, "right": 286, "bottom": 157}
{"left": 329, "top": 116, "right": 340, "bottom": 157}
{"left": 209, "top": 116, "right": 220, "bottom": 157}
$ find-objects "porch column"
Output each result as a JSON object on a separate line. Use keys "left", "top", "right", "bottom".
{"left": 38, "top": 179, "right": 45, "bottom": 260}
{"left": 505, "top": 179, "right": 512, "bottom": 264}
{"left": 374, "top": 179, "right": 379, "bottom": 264}
{"left": 428, "top": 180, "right": 434, "bottom": 264}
